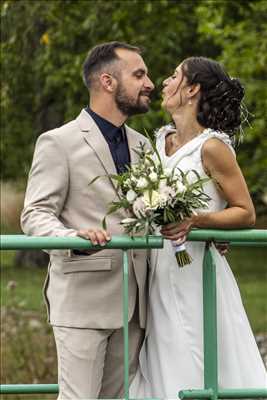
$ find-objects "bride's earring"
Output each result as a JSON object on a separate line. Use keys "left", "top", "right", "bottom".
{"left": 188, "top": 99, "right": 192, "bottom": 105}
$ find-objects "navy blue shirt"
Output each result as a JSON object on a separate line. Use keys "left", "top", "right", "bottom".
{"left": 86, "top": 107, "right": 130, "bottom": 174}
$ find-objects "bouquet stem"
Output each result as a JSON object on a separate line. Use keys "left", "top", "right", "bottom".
{"left": 172, "top": 242, "right": 192, "bottom": 268}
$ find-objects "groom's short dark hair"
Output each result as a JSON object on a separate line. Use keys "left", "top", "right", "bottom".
{"left": 83, "top": 41, "right": 141, "bottom": 90}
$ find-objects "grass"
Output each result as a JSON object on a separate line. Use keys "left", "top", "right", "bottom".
{"left": 1, "top": 252, "right": 57, "bottom": 400}
{"left": 226, "top": 246, "right": 267, "bottom": 333}
{"left": 1, "top": 252, "right": 47, "bottom": 311}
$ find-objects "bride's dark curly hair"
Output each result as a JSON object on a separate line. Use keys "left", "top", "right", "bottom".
{"left": 181, "top": 57, "right": 245, "bottom": 138}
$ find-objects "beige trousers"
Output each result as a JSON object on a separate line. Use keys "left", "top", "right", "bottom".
{"left": 53, "top": 308, "right": 144, "bottom": 399}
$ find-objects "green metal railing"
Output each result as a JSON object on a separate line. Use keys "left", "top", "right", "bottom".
{"left": 0, "top": 229, "right": 267, "bottom": 399}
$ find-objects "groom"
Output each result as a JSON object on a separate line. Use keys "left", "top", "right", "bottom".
{"left": 21, "top": 41, "right": 154, "bottom": 399}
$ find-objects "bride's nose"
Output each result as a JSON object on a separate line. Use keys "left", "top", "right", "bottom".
{"left": 162, "top": 77, "right": 170, "bottom": 88}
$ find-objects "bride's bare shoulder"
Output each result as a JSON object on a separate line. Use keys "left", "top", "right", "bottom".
{"left": 202, "top": 137, "right": 234, "bottom": 159}
{"left": 202, "top": 137, "right": 238, "bottom": 178}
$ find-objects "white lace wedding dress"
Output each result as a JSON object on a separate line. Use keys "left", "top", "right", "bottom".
{"left": 130, "top": 126, "right": 267, "bottom": 399}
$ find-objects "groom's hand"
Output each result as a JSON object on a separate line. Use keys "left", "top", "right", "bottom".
{"left": 75, "top": 229, "right": 111, "bottom": 255}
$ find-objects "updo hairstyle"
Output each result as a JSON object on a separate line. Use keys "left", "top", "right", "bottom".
{"left": 181, "top": 57, "right": 245, "bottom": 137}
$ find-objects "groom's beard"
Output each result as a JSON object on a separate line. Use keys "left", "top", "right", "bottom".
{"left": 115, "top": 83, "right": 151, "bottom": 117}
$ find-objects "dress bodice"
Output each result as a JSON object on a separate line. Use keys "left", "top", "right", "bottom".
{"left": 155, "top": 125, "right": 235, "bottom": 213}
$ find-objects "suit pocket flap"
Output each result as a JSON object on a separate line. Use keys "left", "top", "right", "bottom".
{"left": 63, "top": 258, "right": 111, "bottom": 274}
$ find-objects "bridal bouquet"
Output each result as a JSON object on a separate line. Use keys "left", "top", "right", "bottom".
{"left": 92, "top": 134, "right": 210, "bottom": 267}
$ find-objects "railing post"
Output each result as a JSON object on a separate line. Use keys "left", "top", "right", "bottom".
{"left": 123, "top": 250, "right": 129, "bottom": 400}
{"left": 203, "top": 244, "right": 218, "bottom": 400}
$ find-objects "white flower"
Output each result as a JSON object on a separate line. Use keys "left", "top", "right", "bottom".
{"left": 143, "top": 190, "right": 161, "bottom": 209}
{"left": 133, "top": 197, "right": 146, "bottom": 217}
{"left": 163, "top": 186, "right": 176, "bottom": 198}
{"left": 163, "top": 167, "right": 172, "bottom": 177}
{"left": 158, "top": 186, "right": 176, "bottom": 206}
{"left": 132, "top": 165, "right": 139, "bottom": 172}
{"left": 126, "top": 189, "right": 137, "bottom": 203}
{"left": 158, "top": 193, "right": 168, "bottom": 206}
{"left": 136, "top": 177, "right": 148, "bottom": 189}
{"left": 176, "top": 181, "right": 186, "bottom": 193}
{"left": 159, "top": 179, "right": 168, "bottom": 192}
{"left": 149, "top": 172, "right": 158, "bottom": 182}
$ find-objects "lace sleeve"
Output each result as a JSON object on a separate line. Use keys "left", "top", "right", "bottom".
{"left": 154, "top": 124, "right": 176, "bottom": 139}
{"left": 154, "top": 124, "right": 176, "bottom": 152}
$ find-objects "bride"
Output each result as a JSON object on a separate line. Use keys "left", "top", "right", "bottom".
{"left": 129, "top": 56, "right": 267, "bottom": 398}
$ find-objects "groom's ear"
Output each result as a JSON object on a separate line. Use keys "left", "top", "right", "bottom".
{"left": 187, "top": 83, "right": 201, "bottom": 99}
{"left": 99, "top": 73, "right": 116, "bottom": 93}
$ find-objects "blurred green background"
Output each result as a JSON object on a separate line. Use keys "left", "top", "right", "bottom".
{"left": 1, "top": 0, "right": 267, "bottom": 397}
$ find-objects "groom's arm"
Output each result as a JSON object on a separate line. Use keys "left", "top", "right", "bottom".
{"left": 21, "top": 132, "right": 77, "bottom": 255}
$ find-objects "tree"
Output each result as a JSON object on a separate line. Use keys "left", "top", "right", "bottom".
{"left": 196, "top": 0, "right": 267, "bottom": 212}
{"left": 1, "top": 0, "right": 266, "bottom": 212}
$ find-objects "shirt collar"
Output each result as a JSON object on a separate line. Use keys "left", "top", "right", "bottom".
{"left": 85, "top": 106, "right": 124, "bottom": 142}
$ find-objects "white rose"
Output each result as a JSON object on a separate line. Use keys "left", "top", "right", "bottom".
{"left": 126, "top": 189, "right": 137, "bottom": 203}
{"left": 149, "top": 172, "right": 158, "bottom": 182}
{"left": 136, "top": 177, "right": 148, "bottom": 189}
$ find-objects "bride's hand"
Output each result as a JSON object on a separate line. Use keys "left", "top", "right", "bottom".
{"left": 160, "top": 218, "right": 194, "bottom": 242}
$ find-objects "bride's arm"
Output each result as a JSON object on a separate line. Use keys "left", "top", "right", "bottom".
{"left": 161, "top": 138, "right": 256, "bottom": 241}
{"left": 195, "top": 138, "right": 256, "bottom": 228}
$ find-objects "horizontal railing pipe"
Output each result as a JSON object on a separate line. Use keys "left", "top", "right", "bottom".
{"left": 0, "top": 234, "right": 163, "bottom": 250}
{"left": 1, "top": 230, "right": 267, "bottom": 251}
{"left": 187, "top": 229, "right": 267, "bottom": 243}
{"left": 179, "top": 388, "right": 214, "bottom": 399}
{"left": 179, "top": 388, "right": 267, "bottom": 399}
{"left": 218, "top": 388, "right": 267, "bottom": 398}
{"left": 0, "top": 384, "right": 59, "bottom": 394}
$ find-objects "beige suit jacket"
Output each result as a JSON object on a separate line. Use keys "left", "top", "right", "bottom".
{"left": 21, "top": 109, "right": 150, "bottom": 329}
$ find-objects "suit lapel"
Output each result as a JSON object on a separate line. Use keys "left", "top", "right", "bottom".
{"left": 76, "top": 109, "right": 119, "bottom": 193}
{"left": 76, "top": 110, "right": 146, "bottom": 198}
